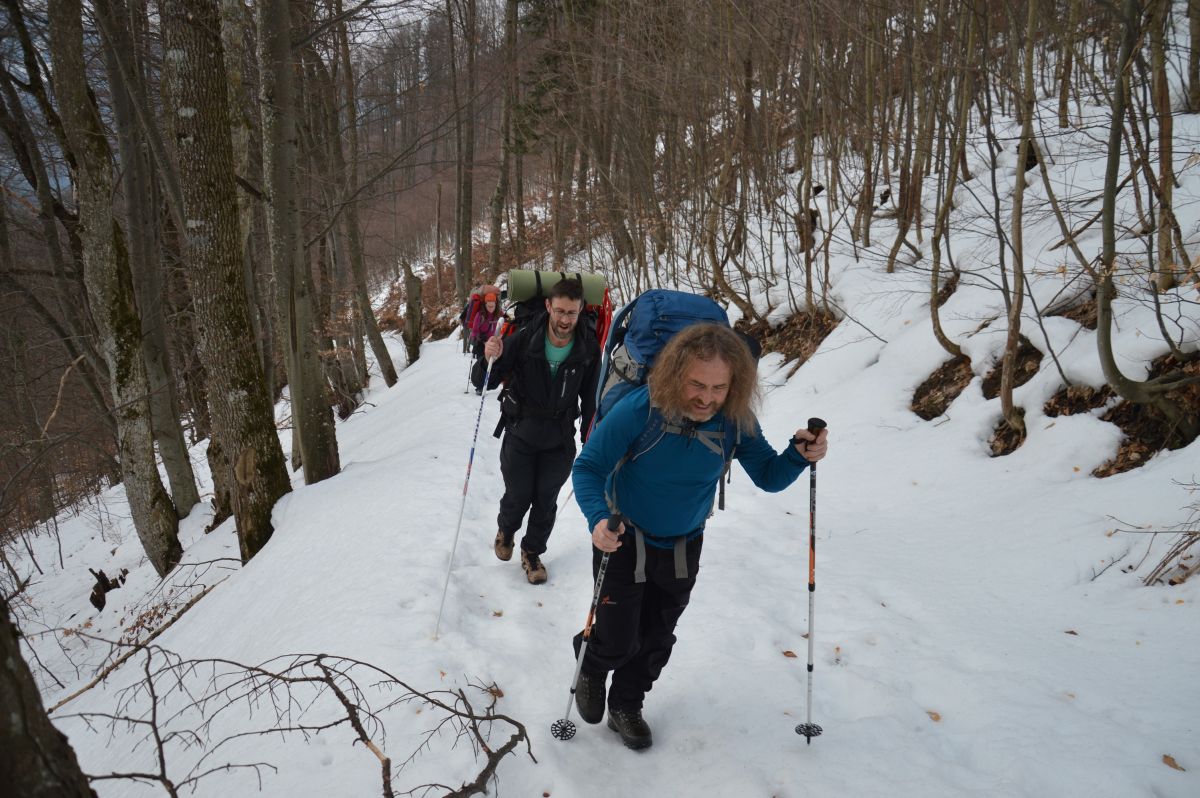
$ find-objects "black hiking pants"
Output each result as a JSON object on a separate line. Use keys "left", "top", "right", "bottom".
{"left": 497, "top": 433, "right": 575, "bottom": 555}
{"left": 573, "top": 533, "right": 703, "bottom": 710}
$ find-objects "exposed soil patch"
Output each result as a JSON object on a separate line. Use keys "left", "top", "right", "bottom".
{"left": 911, "top": 355, "right": 973, "bottom": 420}
{"left": 989, "top": 410, "right": 1027, "bottom": 456}
{"left": 1048, "top": 292, "right": 1098, "bottom": 330}
{"left": 981, "top": 337, "right": 1043, "bottom": 400}
{"left": 737, "top": 308, "right": 840, "bottom": 376}
{"left": 1093, "top": 353, "right": 1200, "bottom": 477}
{"left": 1043, "top": 384, "right": 1114, "bottom": 417}
{"left": 934, "top": 269, "right": 959, "bottom": 309}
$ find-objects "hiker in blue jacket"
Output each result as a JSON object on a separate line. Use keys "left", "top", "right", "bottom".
{"left": 571, "top": 323, "right": 828, "bottom": 750}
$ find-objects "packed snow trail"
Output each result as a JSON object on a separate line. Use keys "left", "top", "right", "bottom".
{"left": 28, "top": 318, "right": 1196, "bottom": 797}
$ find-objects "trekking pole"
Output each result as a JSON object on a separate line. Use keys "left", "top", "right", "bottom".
{"left": 794, "top": 417, "right": 826, "bottom": 744}
{"left": 435, "top": 323, "right": 507, "bottom": 639}
{"left": 557, "top": 486, "right": 575, "bottom": 518}
{"left": 551, "top": 514, "right": 624, "bottom": 741}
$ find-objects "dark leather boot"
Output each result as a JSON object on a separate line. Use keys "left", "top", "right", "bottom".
{"left": 607, "top": 707, "right": 653, "bottom": 750}
{"left": 574, "top": 669, "right": 606, "bottom": 724}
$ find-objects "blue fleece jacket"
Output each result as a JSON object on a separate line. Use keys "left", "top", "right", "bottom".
{"left": 573, "top": 385, "right": 810, "bottom": 546}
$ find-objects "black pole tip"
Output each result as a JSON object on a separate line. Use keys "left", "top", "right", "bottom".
{"left": 807, "top": 417, "right": 827, "bottom": 433}
{"left": 551, "top": 719, "right": 577, "bottom": 741}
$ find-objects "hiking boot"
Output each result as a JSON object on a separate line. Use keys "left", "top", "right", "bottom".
{"left": 494, "top": 531, "right": 515, "bottom": 562}
{"left": 521, "top": 550, "right": 547, "bottom": 584}
{"left": 607, "top": 707, "right": 653, "bottom": 750}
{"left": 574, "top": 669, "right": 606, "bottom": 725}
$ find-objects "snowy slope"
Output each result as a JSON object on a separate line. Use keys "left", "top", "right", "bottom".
{"left": 11, "top": 100, "right": 1200, "bottom": 798}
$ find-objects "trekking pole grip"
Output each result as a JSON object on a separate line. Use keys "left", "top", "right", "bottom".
{"left": 790, "top": 418, "right": 826, "bottom": 450}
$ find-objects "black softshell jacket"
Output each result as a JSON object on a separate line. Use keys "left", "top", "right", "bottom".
{"left": 471, "top": 313, "right": 600, "bottom": 447}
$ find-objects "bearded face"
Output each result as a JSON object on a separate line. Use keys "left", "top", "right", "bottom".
{"left": 546, "top": 297, "right": 583, "bottom": 344}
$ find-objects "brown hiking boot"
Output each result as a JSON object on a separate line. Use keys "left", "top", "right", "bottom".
{"left": 494, "top": 531, "right": 515, "bottom": 561}
{"left": 607, "top": 707, "right": 653, "bottom": 750}
{"left": 521, "top": 550, "right": 547, "bottom": 584}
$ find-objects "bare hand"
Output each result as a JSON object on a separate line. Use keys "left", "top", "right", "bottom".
{"left": 592, "top": 517, "right": 624, "bottom": 552}
{"left": 484, "top": 335, "right": 503, "bottom": 360}
{"left": 792, "top": 427, "right": 828, "bottom": 462}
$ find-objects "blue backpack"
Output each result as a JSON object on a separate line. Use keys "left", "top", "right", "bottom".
{"left": 592, "top": 290, "right": 753, "bottom": 510}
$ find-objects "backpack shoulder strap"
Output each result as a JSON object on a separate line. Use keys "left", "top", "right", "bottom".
{"left": 627, "top": 405, "right": 669, "bottom": 463}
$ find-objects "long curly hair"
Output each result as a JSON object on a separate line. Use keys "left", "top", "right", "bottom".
{"left": 647, "top": 324, "right": 760, "bottom": 431}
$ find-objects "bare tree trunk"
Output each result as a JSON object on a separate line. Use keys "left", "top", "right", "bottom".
{"left": 257, "top": 0, "right": 340, "bottom": 484}
{"left": 334, "top": 5, "right": 397, "bottom": 387}
{"left": 1151, "top": 0, "right": 1177, "bottom": 291}
{"left": 1098, "top": 0, "right": 1199, "bottom": 441}
{"left": 488, "top": 0, "right": 517, "bottom": 275}
{"left": 49, "top": 0, "right": 181, "bottom": 576}
{"left": 402, "top": 258, "right": 423, "bottom": 365}
{"left": 445, "top": 0, "right": 466, "bottom": 301}
{"left": 162, "top": 0, "right": 293, "bottom": 562}
{"left": 1, "top": 599, "right": 97, "bottom": 798}
{"left": 930, "top": 2, "right": 973, "bottom": 360}
{"left": 1058, "top": 0, "right": 1081, "bottom": 127}
{"left": 97, "top": 0, "right": 200, "bottom": 518}
{"left": 1191, "top": 0, "right": 1200, "bottom": 111}
{"left": 458, "top": 0, "right": 478, "bottom": 291}
{"left": 552, "top": 134, "right": 575, "bottom": 268}
{"left": 219, "top": 0, "right": 273, "bottom": 393}
{"left": 435, "top": 182, "right": 444, "bottom": 299}
{"left": 1000, "top": 0, "right": 1037, "bottom": 441}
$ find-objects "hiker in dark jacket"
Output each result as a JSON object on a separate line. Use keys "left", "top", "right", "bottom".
{"left": 570, "top": 323, "right": 828, "bottom": 750}
{"left": 473, "top": 279, "right": 600, "bottom": 584}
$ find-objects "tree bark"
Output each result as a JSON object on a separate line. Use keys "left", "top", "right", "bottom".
{"left": 257, "top": 0, "right": 340, "bottom": 484}
{"left": 219, "top": 0, "right": 273, "bottom": 394}
{"left": 1150, "top": 0, "right": 1177, "bottom": 291}
{"left": 488, "top": 0, "right": 518, "bottom": 275}
{"left": 999, "top": 0, "right": 1037, "bottom": 440}
{"left": 929, "top": 2, "right": 973, "bottom": 360}
{"left": 1, "top": 599, "right": 97, "bottom": 798}
{"left": 445, "top": 0, "right": 466, "bottom": 301}
{"left": 1098, "top": 0, "right": 1199, "bottom": 442}
{"left": 458, "top": 0, "right": 477, "bottom": 291}
{"left": 97, "top": 0, "right": 201, "bottom": 518}
{"left": 1190, "top": 0, "right": 1200, "bottom": 111}
{"left": 335, "top": 5, "right": 398, "bottom": 387}
{"left": 161, "top": 0, "right": 293, "bottom": 562}
{"left": 401, "top": 259, "right": 423, "bottom": 365}
{"left": 49, "top": 0, "right": 181, "bottom": 577}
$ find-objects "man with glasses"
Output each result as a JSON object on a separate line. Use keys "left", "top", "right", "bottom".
{"left": 474, "top": 279, "right": 600, "bottom": 584}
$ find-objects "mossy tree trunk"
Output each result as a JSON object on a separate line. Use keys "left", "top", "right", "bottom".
{"left": 161, "top": 0, "right": 293, "bottom": 562}
{"left": 49, "top": 0, "right": 181, "bottom": 577}
{"left": 96, "top": 0, "right": 200, "bottom": 518}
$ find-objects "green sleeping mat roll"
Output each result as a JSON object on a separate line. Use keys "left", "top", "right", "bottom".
{"left": 506, "top": 269, "right": 606, "bottom": 305}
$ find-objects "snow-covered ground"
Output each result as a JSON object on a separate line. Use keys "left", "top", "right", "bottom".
{"left": 12, "top": 100, "right": 1200, "bottom": 798}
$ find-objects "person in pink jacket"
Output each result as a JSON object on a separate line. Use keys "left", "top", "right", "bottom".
{"left": 470, "top": 294, "right": 505, "bottom": 387}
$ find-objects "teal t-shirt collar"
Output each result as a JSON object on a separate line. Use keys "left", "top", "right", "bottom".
{"left": 545, "top": 335, "right": 574, "bottom": 377}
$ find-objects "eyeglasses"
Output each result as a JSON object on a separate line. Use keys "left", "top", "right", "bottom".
{"left": 550, "top": 308, "right": 580, "bottom": 319}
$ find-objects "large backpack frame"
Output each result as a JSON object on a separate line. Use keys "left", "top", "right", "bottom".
{"left": 591, "top": 289, "right": 748, "bottom": 510}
